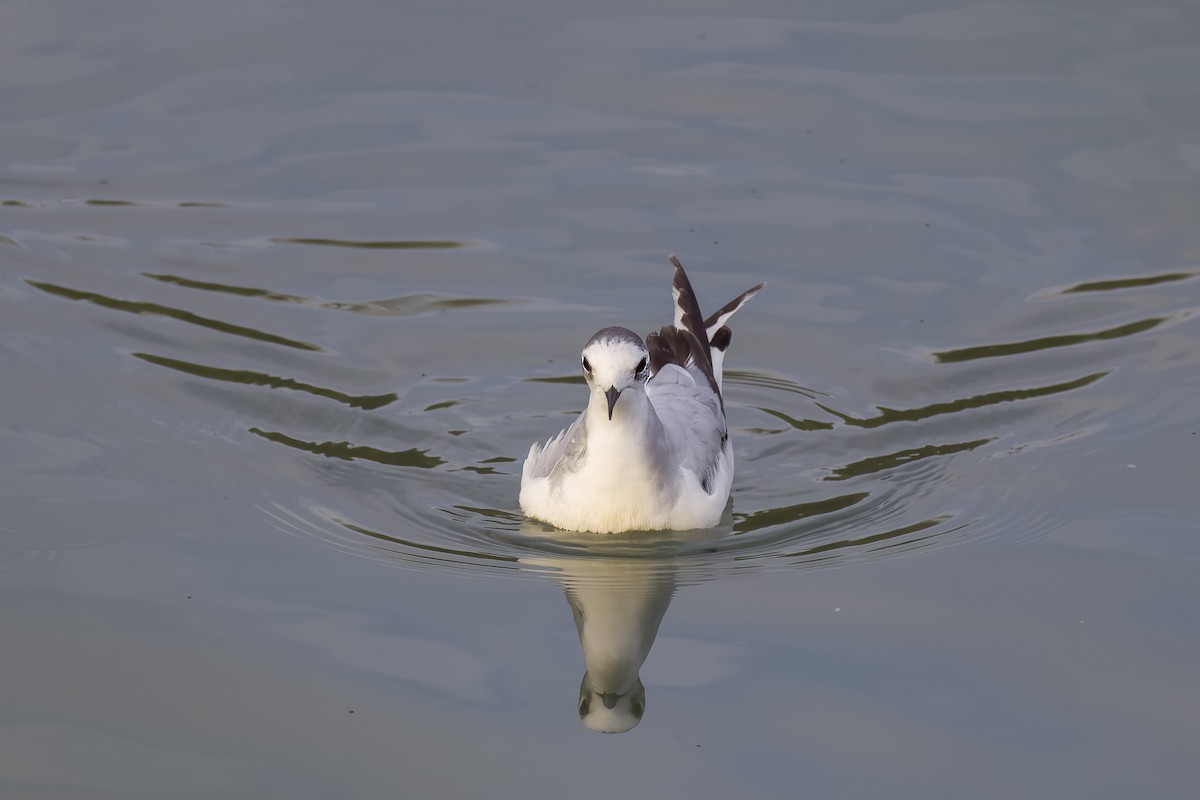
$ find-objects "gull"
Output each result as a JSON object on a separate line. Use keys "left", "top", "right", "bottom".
{"left": 520, "top": 255, "right": 763, "bottom": 533}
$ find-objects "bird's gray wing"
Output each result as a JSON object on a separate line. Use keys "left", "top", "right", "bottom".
{"left": 524, "top": 413, "right": 587, "bottom": 480}
{"left": 646, "top": 365, "right": 726, "bottom": 493}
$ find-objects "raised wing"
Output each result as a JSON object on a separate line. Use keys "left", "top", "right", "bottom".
{"left": 651, "top": 254, "right": 763, "bottom": 398}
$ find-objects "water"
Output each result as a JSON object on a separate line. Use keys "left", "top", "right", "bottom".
{"left": 3, "top": 1, "right": 1200, "bottom": 797}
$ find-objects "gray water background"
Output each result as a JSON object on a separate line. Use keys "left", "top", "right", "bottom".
{"left": 2, "top": 0, "right": 1199, "bottom": 797}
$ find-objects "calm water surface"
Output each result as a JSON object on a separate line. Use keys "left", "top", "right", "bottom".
{"left": 3, "top": 1, "right": 1200, "bottom": 797}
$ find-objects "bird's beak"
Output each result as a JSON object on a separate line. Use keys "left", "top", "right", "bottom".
{"left": 605, "top": 386, "right": 621, "bottom": 420}
{"left": 601, "top": 691, "right": 620, "bottom": 710}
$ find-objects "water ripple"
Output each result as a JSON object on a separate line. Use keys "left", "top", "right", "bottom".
{"left": 246, "top": 264, "right": 1192, "bottom": 582}
{"left": 140, "top": 272, "right": 525, "bottom": 317}
{"left": 133, "top": 353, "right": 398, "bottom": 410}
{"left": 248, "top": 428, "right": 445, "bottom": 469}
{"left": 28, "top": 281, "right": 322, "bottom": 352}
{"left": 270, "top": 237, "right": 464, "bottom": 250}
{"left": 932, "top": 317, "right": 1167, "bottom": 363}
{"left": 1057, "top": 270, "right": 1198, "bottom": 295}
{"left": 823, "top": 438, "right": 994, "bottom": 481}
{"left": 816, "top": 371, "right": 1107, "bottom": 429}
{"left": 28, "top": 250, "right": 1182, "bottom": 585}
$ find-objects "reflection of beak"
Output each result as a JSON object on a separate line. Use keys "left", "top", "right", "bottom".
{"left": 605, "top": 387, "right": 621, "bottom": 419}
{"left": 601, "top": 691, "right": 620, "bottom": 710}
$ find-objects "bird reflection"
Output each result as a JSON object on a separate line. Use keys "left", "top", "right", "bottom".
{"left": 519, "top": 523, "right": 719, "bottom": 733}
{"left": 564, "top": 560, "right": 674, "bottom": 733}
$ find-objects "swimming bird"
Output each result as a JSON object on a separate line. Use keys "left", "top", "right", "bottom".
{"left": 520, "top": 255, "right": 763, "bottom": 533}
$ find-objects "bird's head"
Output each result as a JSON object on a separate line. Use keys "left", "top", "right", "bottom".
{"left": 580, "top": 326, "right": 651, "bottom": 420}
{"left": 577, "top": 671, "right": 646, "bottom": 733}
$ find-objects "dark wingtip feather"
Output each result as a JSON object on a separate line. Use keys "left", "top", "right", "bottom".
{"left": 646, "top": 324, "right": 721, "bottom": 402}
{"left": 668, "top": 254, "right": 711, "bottom": 363}
{"left": 710, "top": 325, "right": 732, "bottom": 353}
{"left": 646, "top": 326, "right": 685, "bottom": 375}
{"left": 703, "top": 282, "right": 765, "bottom": 330}
{"left": 663, "top": 254, "right": 723, "bottom": 403}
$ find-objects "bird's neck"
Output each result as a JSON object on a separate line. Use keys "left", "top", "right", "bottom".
{"left": 581, "top": 389, "right": 675, "bottom": 489}
{"left": 568, "top": 578, "right": 673, "bottom": 688}
{"left": 585, "top": 388, "right": 660, "bottom": 448}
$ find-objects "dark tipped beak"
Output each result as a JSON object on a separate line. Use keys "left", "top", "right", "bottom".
{"left": 604, "top": 386, "right": 621, "bottom": 419}
{"left": 601, "top": 692, "right": 620, "bottom": 710}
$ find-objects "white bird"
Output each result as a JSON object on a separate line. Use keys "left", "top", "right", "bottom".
{"left": 520, "top": 255, "right": 763, "bottom": 533}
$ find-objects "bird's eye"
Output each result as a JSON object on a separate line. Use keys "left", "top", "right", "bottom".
{"left": 636, "top": 357, "right": 648, "bottom": 374}
{"left": 582, "top": 357, "right": 592, "bottom": 373}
